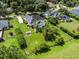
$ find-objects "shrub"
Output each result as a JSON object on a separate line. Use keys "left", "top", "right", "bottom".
{"left": 0, "top": 45, "right": 26, "bottom": 59}
{"left": 60, "top": 27, "right": 79, "bottom": 39}
{"left": 48, "top": 17, "right": 59, "bottom": 26}
{"left": 67, "top": 13, "right": 79, "bottom": 21}
{"left": 35, "top": 44, "right": 50, "bottom": 55}
{"left": 55, "top": 38, "right": 65, "bottom": 46}
{"left": 43, "top": 27, "right": 57, "bottom": 41}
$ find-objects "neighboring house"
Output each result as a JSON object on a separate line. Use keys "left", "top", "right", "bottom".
{"left": 50, "top": 11, "right": 59, "bottom": 17}
{"left": 0, "top": 20, "right": 9, "bottom": 31}
{"left": 58, "top": 15, "right": 70, "bottom": 21}
{"left": 71, "top": 6, "right": 79, "bottom": 16}
{"left": 0, "top": 20, "right": 9, "bottom": 41}
{"left": 43, "top": 10, "right": 59, "bottom": 17}
{"left": 25, "top": 14, "right": 45, "bottom": 28}
{"left": 44, "top": 10, "right": 71, "bottom": 21}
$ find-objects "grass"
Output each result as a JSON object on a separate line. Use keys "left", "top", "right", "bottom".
{"left": 27, "top": 19, "right": 79, "bottom": 59}
{"left": 40, "top": 40, "right": 79, "bottom": 59}
{"left": 47, "top": 21, "right": 73, "bottom": 42}
{"left": 26, "top": 32, "right": 45, "bottom": 53}
{"left": 2, "top": 18, "right": 19, "bottom": 47}
{"left": 1, "top": 16, "right": 79, "bottom": 59}
{"left": 0, "top": 38, "right": 19, "bottom": 47}
{"left": 28, "top": 39, "right": 79, "bottom": 59}
{"left": 19, "top": 23, "right": 46, "bottom": 53}
{"left": 58, "top": 19, "right": 79, "bottom": 34}
{"left": 2, "top": 17, "right": 45, "bottom": 54}
{"left": 27, "top": 21, "right": 75, "bottom": 59}
{"left": 4, "top": 18, "right": 19, "bottom": 39}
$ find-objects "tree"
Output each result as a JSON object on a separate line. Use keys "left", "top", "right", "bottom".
{"left": 43, "top": 26, "right": 59, "bottom": 41}
{"left": 35, "top": 44, "right": 50, "bottom": 55}
{"left": 48, "top": 17, "right": 59, "bottom": 26}
{"left": 0, "top": 46, "right": 7, "bottom": 59}
{"left": 10, "top": 2, "right": 17, "bottom": 9}
{"left": 0, "top": 1, "right": 7, "bottom": 16}
{"left": 34, "top": 0, "right": 48, "bottom": 12}
{"left": 15, "top": 28, "right": 27, "bottom": 49}
{"left": 25, "top": 4, "right": 35, "bottom": 12}
{"left": 8, "top": 45, "right": 25, "bottom": 59}
{"left": 0, "top": 45, "right": 26, "bottom": 59}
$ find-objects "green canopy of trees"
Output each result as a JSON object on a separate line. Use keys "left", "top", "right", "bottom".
{"left": 0, "top": 45, "right": 26, "bottom": 59}
{"left": 0, "top": 0, "right": 49, "bottom": 14}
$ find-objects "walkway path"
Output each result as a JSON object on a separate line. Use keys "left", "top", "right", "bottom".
{"left": 16, "top": 16, "right": 23, "bottom": 23}
{"left": 0, "top": 31, "right": 3, "bottom": 38}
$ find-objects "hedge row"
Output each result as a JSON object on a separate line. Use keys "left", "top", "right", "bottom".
{"left": 67, "top": 12, "right": 79, "bottom": 21}
{"left": 60, "top": 27, "right": 79, "bottom": 39}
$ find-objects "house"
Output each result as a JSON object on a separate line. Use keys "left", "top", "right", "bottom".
{"left": 43, "top": 10, "right": 59, "bottom": 18}
{"left": 25, "top": 14, "right": 45, "bottom": 28}
{"left": 44, "top": 10, "right": 71, "bottom": 21}
{"left": 43, "top": 10, "right": 59, "bottom": 17}
{"left": 71, "top": 6, "right": 79, "bottom": 16}
{"left": 0, "top": 20, "right": 9, "bottom": 31}
{"left": 50, "top": 11, "right": 59, "bottom": 17}
{"left": 59, "top": 15, "right": 70, "bottom": 20}
{"left": 0, "top": 20, "right": 9, "bottom": 41}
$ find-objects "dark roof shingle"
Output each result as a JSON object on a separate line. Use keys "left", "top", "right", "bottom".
{"left": 0, "top": 20, "right": 9, "bottom": 30}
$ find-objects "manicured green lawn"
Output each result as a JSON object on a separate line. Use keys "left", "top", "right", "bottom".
{"left": 57, "top": 27, "right": 73, "bottom": 42}
{"left": 19, "top": 23, "right": 46, "bottom": 53}
{"left": 28, "top": 40, "right": 79, "bottom": 59}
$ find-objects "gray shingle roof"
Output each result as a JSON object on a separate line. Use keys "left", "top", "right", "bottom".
{"left": 0, "top": 20, "right": 9, "bottom": 30}
{"left": 25, "top": 14, "right": 44, "bottom": 26}
{"left": 59, "top": 15, "right": 70, "bottom": 20}
{"left": 43, "top": 10, "right": 59, "bottom": 17}
{"left": 71, "top": 7, "right": 79, "bottom": 16}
